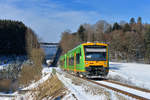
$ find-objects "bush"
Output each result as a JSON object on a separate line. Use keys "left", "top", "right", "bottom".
{"left": 33, "top": 75, "right": 65, "bottom": 100}
{"left": 19, "top": 48, "right": 45, "bottom": 87}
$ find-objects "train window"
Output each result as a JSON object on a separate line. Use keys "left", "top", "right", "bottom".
{"left": 84, "top": 45, "right": 107, "bottom": 61}
{"left": 69, "top": 56, "right": 74, "bottom": 66}
{"left": 71, "top": 57, "right": 74, "bottom": 65}
{"left": 76, "top": 53, "right": 80, "bottom": 64}
{"left": 76, "top": 49, "right": 81, "bottom": 64}
{"left": 69, "top": 58, "right": 71, "bottom": 65}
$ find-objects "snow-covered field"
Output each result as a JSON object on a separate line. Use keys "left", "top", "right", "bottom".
{"left": 108, "top": 62, "right": 150, "bottom": 90}
{"left": 1, "top": 62, "right": 150, "bottom": 100}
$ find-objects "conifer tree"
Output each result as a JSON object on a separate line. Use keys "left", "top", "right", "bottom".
{"left": 137, "top": 17, "right": 142, "bottom": 32}
{"left": 144, "top": 26, "right": 150, "bottom": 63}
{"left": 112, "top": 22, "right": 121, "bottom": 30}
{"left": 77, "top": 25, "right": 86, "bottom": 42}
{"left": 123, "top": 23, "right": 131, "bottom": 32}
{"left": 137, "top": 17, "right": 142, "bottom": 24}
{"left": 129, "top": 17, "right": 136, "bottom": 25}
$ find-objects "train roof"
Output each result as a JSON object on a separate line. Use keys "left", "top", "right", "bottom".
{"left": 60, "top": 42, "right": 108, "bottom": 58}
{"left": 82, "top": 42, "right": 108, "bottom": 46}
{"left": 67, "top": 42, "right": 108, "bottom": 53}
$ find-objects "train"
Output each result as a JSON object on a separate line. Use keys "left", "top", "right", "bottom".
{"left": 59, "top": 42, "right": 109, "bottom": 78}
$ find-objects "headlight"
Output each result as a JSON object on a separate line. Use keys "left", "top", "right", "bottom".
{"left": 86, "top": 62, "right": 88, "bottom": 64}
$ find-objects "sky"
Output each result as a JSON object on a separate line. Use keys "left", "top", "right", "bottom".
{"left": 0, "top": 0, "right": 150, "bottom": 42}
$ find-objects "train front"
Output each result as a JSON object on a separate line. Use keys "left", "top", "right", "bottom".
{"left": 83, "top": 43, "right": 109, "bottom": 77}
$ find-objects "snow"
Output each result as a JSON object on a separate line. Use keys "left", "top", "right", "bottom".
{"left": 57, "top": 73, "right": 89, "bottom": 100}
{"left": 0, "top": 65, "right": 4, "bottom": 70}
{"left": 62, "top": 91, "right": 77, "bottom": 100}
{"left": 0, "top": 64, "right": 12, "bottom": 70}
{"left": 13, "top": 67, "right": 53, "bottom": 100}
{"left": 42, "top": 66, "right": 52, "bottom": 75}
{"left": 23, "top": 67, "right": 52, "bottom": 90}
{"left": 23, "top": 73, "right": 51, "bottom": 90}
{"left": 108, "top": 62, "right": 150, "bottom": 90}
{"left": 0, "top": 92, "right": 17, "bottom": 100}
{"left": 0, "top": 56, "right": 54, "bottom": 99}
{"left": 57, "top": 73, "right": 106, "bottom": 100}
{"left": 57, "top": 62, "right": 150, "bottom": 100}
{"left": 97, "top": 81, "right": 150, "bottom": 99}
{"left": 0, "top": 97, "right": 12, "bottom": 100}
{"left": 1, "top": 61, "right": 150, "bottom": 100}
{"left": 0, "top": 67, "right": 53, "bottom": 100}
{"left": 57, "top": 71, "right": 132, "bottom": 100}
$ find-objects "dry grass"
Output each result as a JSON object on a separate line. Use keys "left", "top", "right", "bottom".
{"left": 71, "top": 77, "right": 84, "bottom": 86}
{"left": 31, "top": 74, "right": 66, "bottom": 100}
{"left": 0, "top": 79, "right": 18, "bottom": 92}
{"left": 19, "top": 64, "right": 41, "bottom": 86}
{"left": 0, "top": 79, "right": 11, "bottom": 92}
{"left": 115, "top": 93, "right": 130, "bottom": 100}
{"left": 19, "top": 48, "right": 45, "bottom": 87}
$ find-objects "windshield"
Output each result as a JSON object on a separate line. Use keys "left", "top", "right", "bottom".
{"left": 84, "top": 45, "right": 107, "bottom": 61}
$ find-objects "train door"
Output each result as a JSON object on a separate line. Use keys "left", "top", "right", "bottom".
{"left": 74, "top": 53, "right": 76, "bottom": 72}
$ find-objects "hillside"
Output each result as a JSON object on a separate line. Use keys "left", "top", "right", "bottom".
{"left": 0, "top": 20, "right": 44, "bottom": 92}
{"left": 0, "top": 20, "right": 39, "bottom": 56}
{"left": 60, "top": 17, "right": 150, "bottom": 64}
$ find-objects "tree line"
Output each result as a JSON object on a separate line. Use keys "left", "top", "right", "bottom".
{"left": 0, "top": 19, "right": 39, "bottom": 56}
{"left": 0, "top": 20, "right": 44, "bottom": 90}
{"left": 60, "top": 17, "right": 150, "bottom": 64}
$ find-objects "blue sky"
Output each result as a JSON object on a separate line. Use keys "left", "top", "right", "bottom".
{"left": 0, "top": 0, "right": 150, "bottom": 42}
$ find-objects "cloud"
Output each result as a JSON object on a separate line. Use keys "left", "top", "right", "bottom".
{"left": 2, "top": 0, "right": 132, "bottom": 42}
{"left": 0, "top": 1, "right": 102, "bottom": 42}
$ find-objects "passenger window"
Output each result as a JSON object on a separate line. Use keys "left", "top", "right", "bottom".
{"left": 76, "top": 49, "right": 81, "bottom": 64}
{"left": 69, "top": 58, "right": 71, "bottom": 65}
{"left": 69, "top": 56, "right": 74, "bottom": 66}
{"left": 76, "top": 53, "right": 80, "bottom": 64}
{"left": 71, "top": 57, "right": 74, "bottom": 65}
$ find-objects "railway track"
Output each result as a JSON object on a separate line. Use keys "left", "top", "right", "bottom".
{"left": 0, "top": 94, "right": 16, "bottom": 97}
{"left": 85, "top": 78, "right": 150, "bottom": 100}
{"left": 103, "top": 80, "right": 150, "bottom": 93}
{"left": 59, "top": 71, "right": 150, "bottom": 100}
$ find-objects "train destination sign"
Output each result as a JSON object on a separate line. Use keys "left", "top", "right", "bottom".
{"left": 86, "top": 48, "right": 106, "bottom": 52}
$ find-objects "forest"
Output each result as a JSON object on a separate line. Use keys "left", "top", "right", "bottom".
{"left": 0, "top": 20, "right": 39, "bottom": 56}
{"left": 60, "top": 17, "right": 150, "bottom": 64}
{"left": 0, "top": 20, "right": 44, "bottom": 90}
